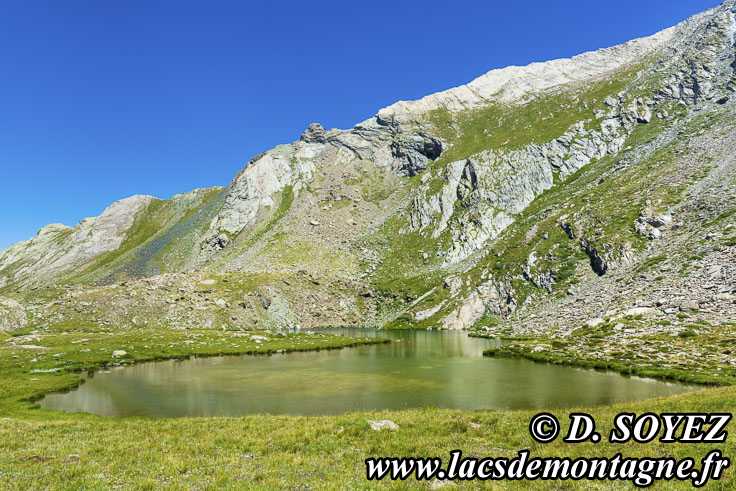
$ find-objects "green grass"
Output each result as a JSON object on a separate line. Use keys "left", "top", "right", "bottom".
{"left": 369, "top": 209, "right": 451, "bottom": 304}
{"left": 423, "top": 65, "right": 645, "bottom": 165}
{"left": 484, "top": 318, "right": 736, "bottom": 386}
{"left": 0, "top": 319, "right": 734, "bottom": 489}
{"left": 0, "top": 373, "right": 733, "bottom": 488}
{"left": 0, "top": 326, "right": 387, "bottom": 414}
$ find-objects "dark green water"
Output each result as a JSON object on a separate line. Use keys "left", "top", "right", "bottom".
{"left": 40, "top": 329, "right": 699, "bottom": 417}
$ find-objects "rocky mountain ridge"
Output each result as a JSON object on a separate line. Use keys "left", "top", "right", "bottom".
{"left": 2, "top": 1, "right": 735, "bottom": 349}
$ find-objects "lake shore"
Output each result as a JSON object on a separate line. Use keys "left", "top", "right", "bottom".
{"left": 1, "top": 385, "right": 734, "bottom": 488}
{"left": 471, "top": 317, "right": 736, "bottom": 386}
{"left": 0, "top": 325, "right": 732, "bottom": 488}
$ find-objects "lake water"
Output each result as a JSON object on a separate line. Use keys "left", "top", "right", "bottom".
{"left": 40, "top": 328, "right": 699, "bottom": 417}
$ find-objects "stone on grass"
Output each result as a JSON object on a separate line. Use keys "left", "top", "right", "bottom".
{"left": 368, "top": 420, "right": 400, "bottom": 431}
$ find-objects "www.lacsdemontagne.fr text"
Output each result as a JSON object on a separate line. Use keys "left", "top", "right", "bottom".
{"left": 365, "top": 412, "right": 731, "bottom": 487}
{"left": 365, "top": 449, "right": 728, "bottom": 487}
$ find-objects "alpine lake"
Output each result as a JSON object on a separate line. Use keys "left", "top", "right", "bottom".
{"left": 40, "top": 328, "right": 699, "bottom": 417}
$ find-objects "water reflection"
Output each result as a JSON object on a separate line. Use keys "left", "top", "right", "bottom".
{"left": 40, "top": 329, "right": 699, "bottom": 417}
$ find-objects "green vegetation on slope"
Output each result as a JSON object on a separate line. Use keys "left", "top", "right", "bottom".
{"left": 482, "top": 317, "right": 736, "bottom": 386}
{"left": 447, "top": 107, "right": 712, "bottom": 312}
{"left": 62, "top": 188, "right": 226, "bottom": 285}
{"left": 424, "top": 65, "right": 645, "bottom": 164}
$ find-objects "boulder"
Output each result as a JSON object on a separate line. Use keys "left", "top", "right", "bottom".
{"left": 647, "top": 214, "right": 673, "bottom": 228}
{"left": 679, "top": 302, "right": 699, "bottom": 312}
{"left": 368, "top": 420, "right": 400, "bottom": 431}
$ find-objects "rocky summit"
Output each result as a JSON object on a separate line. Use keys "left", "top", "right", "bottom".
{"left": 2, "top": 1, "right": 736, "bottom": 378}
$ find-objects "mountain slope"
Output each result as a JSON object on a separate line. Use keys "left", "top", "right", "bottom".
{"left": 1, "top": 1, "right": 735, "bottom": 354}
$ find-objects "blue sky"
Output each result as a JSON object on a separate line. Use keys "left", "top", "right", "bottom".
{"left": 0, "top": 0, "right": 722, "bottom": 249}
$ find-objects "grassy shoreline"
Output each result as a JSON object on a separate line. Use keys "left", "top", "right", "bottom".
{"left": 1, "top": 327, "right": 733, "bottom": 488}
{"left": 484, "top": 346, "right": 726, "bottom": 386}
{"left": 0, "top": 327, "right": 387, "bottom": 415}
{"left": 472, "top": 318, "right": 736, "bottom": 387}
{"left": 0, "top": 386, "right": 733, "bottom": 488}
{"left": 29, "top": 337, "right": 391, "bottom": 405}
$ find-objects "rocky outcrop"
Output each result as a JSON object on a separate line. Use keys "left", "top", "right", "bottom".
{"left": 440, "top": 278, "right": 516, "bottom": 330}
{"left": 406, "top": 111, "right": 631, "bottom": 264}
{"left": 654, "top": 4, "right": 736, "bottom": 106}
{"left": 0, "top": 297, "right": 27, "bottom": 331}
{"left": 206, "top": 144, "right": 316, "bottom": 240}
{"left": 634, "top": 209, "right": 673, "bottom": 240}
{"left": 202, "top": 118, "right": 443, "bottom": 252}
{"left": 582, "top": 241, "right": 609, "bottom": 276}
{"left": 389, "top": 131, "right": 443, "bottom": 177}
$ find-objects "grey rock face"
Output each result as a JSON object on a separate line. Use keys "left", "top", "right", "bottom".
{"left": 560, "top": 222, "right": 576, "bottom": 240}
{"left": 654, "top": 5, "right": 736, "bottom": 105}
{"left": 582, "top": 241, "right": 609, "bottom": 277}
{"left": 389, "top": 132, "right": 443, "bottom": 177}
{"left": 0, "top": 297, "right": 27, "bottom": 331}
{"left": 440, "top": 277, "right": 516, "bottom": 329}
{"left": 406, "top": 113, "right": 631, "bottom": 264}
{"left": 376, "top": 21, "right": 678, "bottom": 123}
{"left": 201, "top": 114, "right": 445, "bottom": 253}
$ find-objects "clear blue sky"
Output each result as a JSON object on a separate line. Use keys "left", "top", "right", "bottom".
{"left": 0, "top": 0, "right": 722, "bottom": 249}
